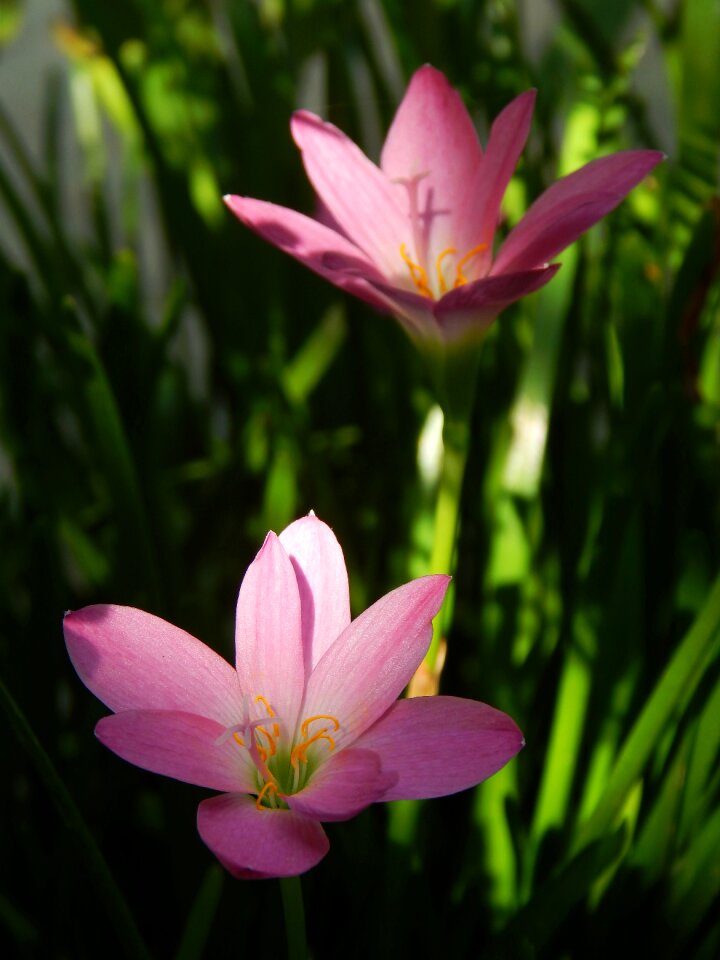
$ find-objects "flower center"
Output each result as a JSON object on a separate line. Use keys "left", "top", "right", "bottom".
{"left": 224, "top": 697, "right": 341, "bottom": 810}
{"left": 400, "top": 243, "right": 488, "bottom": 299}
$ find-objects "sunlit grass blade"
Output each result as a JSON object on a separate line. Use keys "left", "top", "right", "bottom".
{"left": 527, "top": 612, "right": 594, "bottom": 874}
{"left": 502, "top": 250, "right": 577, "bottom": 498}
{"left": 281, "top": 303, "right": 347, "bottom": 406}
{"left": 670, "top": 0, "right": 720, "bottom": 230}
{"left": 667, "top": 803, "right": 720, "bottom": 947}
{"left": 473, "top": 763, "right": 519, "bottom": 912}
{"left": 678, "top": 673, "right": 720, "bottom": 846}
{"left": 630, "top": 733, "right": 692, "bottom": 883}
{"left": 575, "top": 571, "right": 720, "bottom": 849}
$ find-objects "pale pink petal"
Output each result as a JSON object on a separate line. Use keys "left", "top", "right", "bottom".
{"left": 468, "top": 90, "right": 536, "bottom": 277}
{"left": 287, "top": 748, "right": 396, "bottom": 821}
{"left": 64, "top": 605, "right": 243, "bottom": 725}
{"left": 197, "top": 793, "right": 329, "bottom": 878}
{"left": 290, "top": 110, "right": 409, "bottom": 274}
{"left": 235, "top": 533, "right": 305, "bottom": 732}
{"left": 493, "top": 150, "right": 664, "bottom": 274}
{"left": 353, "top": 696, "right": 524, "bottom": 800}
{"left": 300, "top": 575, "right": 450, "bottom": 748}
{"left": 278, "top": 515, "right": 351, "bottom": 672}
{"left": 224, "top": 196, "right": 394, "bottom": 313}
{"left": 380, "top": 64, "right": 484, "bottom": 260}
{"left": 95, "top": 711, "right": 256, "bottom": 793}
{"left": 433, "top": 264, "right": 560, "bottom": 341}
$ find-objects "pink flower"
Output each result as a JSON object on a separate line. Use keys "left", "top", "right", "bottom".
{"left": 64, "top": 515, "right": 523, "bottom": 878}
{"left": 225, "top": 65, "right": 663, "bottom": 348}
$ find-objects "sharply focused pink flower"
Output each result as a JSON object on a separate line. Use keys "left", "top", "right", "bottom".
{"left": 225, "top": 65, "right": 663, "bottom": 348}
{"left": 64, "top": 514, "right": 523, "bottom": 878}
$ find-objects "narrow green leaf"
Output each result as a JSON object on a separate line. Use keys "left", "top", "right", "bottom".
{"left": 575, "top": 571, "right": 720, "bottom": 849}
{"left": 529, "top": 609, "right": 596, "bottom": 858}
{"left": 668, "top": 803, "right": 720, "bottom": 940}
{"left": 281, "top": 303, "right": 347, "bottom": 406}
{"left": 0, "top": 674, "right": 152, "bottom": 960}
{"left": 679, "top": 674, "right": 720, "bottom": 845}
{"left": 174, "top": 865, "right": 223, "bottom": 960}
{"left": 0, "top": 891, "right": 38, "bottom": 946}
{"left": 671, "top": 0, "right": 720, "bottom": 227}
{"left": 53, "top": 305, "right": 163, "bottom": 605}
{"left": 501, "top": 826, "right": 626, "bottom": 952}
{"left": 502, "top": 247, "right": 578, "bottom": 498}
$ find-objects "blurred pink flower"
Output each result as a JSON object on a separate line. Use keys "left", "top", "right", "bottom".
{"left": 225, "top": 65, "right": 663, "bottom": 348}
{"left": 65, "top": 514, "right": 523, "bottom": 878}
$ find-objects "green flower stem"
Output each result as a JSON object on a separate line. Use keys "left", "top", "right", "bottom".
{"left": 574, "top": 570, "right": 720, "bottom": 852}
{"left": 280, "top": 876, "right": 307, "bottom": 960}
{"left": 421, "top": 342, "right": 482, "bottom": 673}
{"left": 0, "top": 673, "right": 152, "bottom": 960}
{"left": 425, "top": 415, "right": 471, "bottom": 671}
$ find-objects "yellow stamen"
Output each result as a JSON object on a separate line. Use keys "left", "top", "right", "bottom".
{"left": 435, "top": 247, "right": 457, "bottom": 294}
{"left": 290, "top": 728, "right": 337, "bottom": 768}
{"left": 301, "top": 714, "right": 340, "bottom": 737}
{"left": 454, "top": 244, "right": 488, "bottom": 287}
{"left": 254, "top": 695, "right": 281, "bottom": 739}
{"left": 232, "top": 731, "right": 245, "bottom": 748}
{"left": 255, "top": 695, "right": 275, "bottom": 716}
{"left": 255, "top": 725, "right": 277, "bottom": 758}
{"left": 400, "top": 244, "right": 432, "bottom": 298}
{"left": 255, "top": 781, "right": 278, "bottom": 811}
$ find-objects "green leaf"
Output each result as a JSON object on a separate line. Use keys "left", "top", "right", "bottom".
{"left": 0, "top": 674, "right": 152, "bottom": 960}
{"left": 501, "top": 826, "right": 627, "bottom": 952}
{"left": 575, "top": 572, "right": 720, "bottom": 849}
{"left": 174, "top": 865, "right": 224, "bottom": 960}
{"left": 281, "top": 303, "right": 347, "bottom": 406}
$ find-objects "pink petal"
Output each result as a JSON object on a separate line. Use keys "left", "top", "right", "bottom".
{"left": 433, "top": 264, "right": 560, "bottom": 341}
{"left": 468, "top": 90, "right": 536, "bottom": 277}
{"left": 356, "top": 277, "right": 442, "bottom": 345}
{"left": 224, "top": 196, "right": 394, "bottom": 313}
{"left": 380, "top": 64, "right": 484, "bottom": 262}
{"left": 197, "top": 793, "right": 329, "bottom": 878}
{"left": 287, "top": 748, "right": 397, "bottom": 821}
{"left": 300, "top": 575, "right": 450, "bottom": 748}
{"left": 64, "top": 605, "right": 243, "bottom": 725}
{"left": 353, "top": 696, "right": 524, "bottom": 800}
{"left": 493, "top": 150, "right": 665, "bottom": 274}
{"left": 278, "top": 514, "right": 351, "bottom": 672}
{"left": 95, "top": 710, "right": 256, "bottom": 793}
{"left": 290, "top": 110, "right": 409, "bottom": 274}
{"left": 235, "top": 532, "right": 305, "bottom": 733}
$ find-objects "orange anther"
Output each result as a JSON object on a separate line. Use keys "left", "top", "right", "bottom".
{"left": 232, "top": 731, "right": 245, "bottom": 748}
{"left": 291, "top": 727, "right": 337, "bottom": 768}
{"left": 400, "top": 244, "right": 432, "bottom": 298}
{"left": 255, "top": 781, "right": 278, "bottom": 811}
{"left": 301, "top": 714, "right": 340, "bottom": 737}
{"left": 255, "top": 725, "right": 277, "bottom": 757}
{"left": 255, "top": 695, "right": 276, "bottom": 717}
{"left": 454, "top": 244, "right": 488, "bottom": 287}
{"left": 435, "top": 247, "right": 457, "bottom": 294}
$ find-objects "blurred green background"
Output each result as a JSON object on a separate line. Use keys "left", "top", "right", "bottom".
{"left": 1, "top": 0, "right": 719, "bottom": 957}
